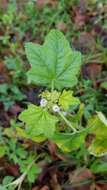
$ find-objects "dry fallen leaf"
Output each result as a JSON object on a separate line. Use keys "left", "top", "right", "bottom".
{"left": 56, "top": 22, "right": 67, "bottom": 32}
{"left": 69, "top": 168, "right": 93, "bottom": 185}
{"left": 73, "top": 32, "right": 96, "bottom": 53}
{"left": 40, "top": 185, "right": 49, "bottom": 190}
{"left": 73, "top": 7, "right": 86, "bottom": 29}
{"left": 82, "top": 63, "right": 102, "bottom": 88}
{"left": 0, "top": 61, "right": 10, "bottom": 83}
{"left": 36, "top": 0, "right": 57, "bottom": 9}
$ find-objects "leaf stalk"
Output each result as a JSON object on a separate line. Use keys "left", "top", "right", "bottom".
{"left": 59, "top": 112, "right": 77, "bottom": 132}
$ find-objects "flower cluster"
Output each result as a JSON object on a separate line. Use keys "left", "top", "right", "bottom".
{"left": 40, "top": 98, "right": 67, "bottom": 116}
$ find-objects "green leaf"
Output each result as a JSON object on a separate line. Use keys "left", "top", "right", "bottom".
{"left": 1, "top": 176, "right": 14, "bottom": 190}
{"left": 27, "top": 164, "right": 41, "bottom": 183}
{"left": 52, "top": 129, "right": 87, "bottom": 152}
{"left": 19, "top": 104, "right": 58, "bottom": 138}
{"left": 25, "top": 29, "right": 82, "bottom": 90}
{"left": 3, "top": 176, "right": 14, "bottom": 185}
{"left": 100, "top": 81, "right": 107, "bottom": 90}
{"left": 0, "top": 145, "right": 6, "bottom": 157}
{"left": 88, "top": 112, "right": 107, "bottom": 156}
{"left": 4, "top": 128, "right": 15, "bottom": 138}
{"left": 91, "top": 160, "right": 107, "bottom": 173}
{"left": 16, "top": 147, "right": 27, "bottom": 159}
{"left": 0, "top": 84, "right": 8, "bottom": 94}
{"left": 0, "top": 186, "right": 5, "bottom": 190}
{"left": 59, "top": 90, "right": 80, "bottom": 110}
{"left": 16, "top": 128, "right": 46, "bottom": 142}
{"left": 97, "top": 112, "right": 107, "bottom": 126}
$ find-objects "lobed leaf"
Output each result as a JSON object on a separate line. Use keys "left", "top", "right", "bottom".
{"left": 52, "top": 129, "right": 87, "bottom": 152}
{"left": 16, "top": 127, "right": 46, "bottom": 142}
{"left": 19, "top": 104, "right": 58, "bottom": 138}
{"left": 88, "top": 112, "right": 107, "bottom": 156}
{"left": 59, "top": 90, "right": 80, "bottom": 110}
{"left": 25, "top": 29, "right": 82, "bottom": 90}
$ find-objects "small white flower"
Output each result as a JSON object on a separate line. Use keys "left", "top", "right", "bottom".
{"left": 52, "top": 104, "right": 60, "bottom": 113}
{"left": 40, "top": 98, "right": 47, "bottom": 107}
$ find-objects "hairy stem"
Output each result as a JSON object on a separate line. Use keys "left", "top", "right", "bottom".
{"left": 59, "top": 112, "right": 77, "bottom": 132}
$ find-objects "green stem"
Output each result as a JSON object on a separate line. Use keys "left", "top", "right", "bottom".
{"left": 59, "top": 112, "right": 77, "bottom": 132}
